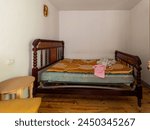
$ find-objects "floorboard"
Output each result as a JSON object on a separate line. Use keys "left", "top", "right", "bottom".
{"left": 37, "top": 86, "right": 150, "bottom": 113}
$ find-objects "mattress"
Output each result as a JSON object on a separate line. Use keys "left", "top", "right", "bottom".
{"left": 40, "top": 58, "right": 134, "bottom": 85}
{"left": 40, "top": 72, "right": 134, "bottom": 84}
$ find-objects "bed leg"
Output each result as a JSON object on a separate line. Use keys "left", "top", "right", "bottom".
{"left": 137, "top": 97, "right": 141, "bottom": 107}
{"left": 137, "top": 84, "right": 142, "bottom": 112}
{"left": 137, "top": 98, "right": 142, "bottom": 112}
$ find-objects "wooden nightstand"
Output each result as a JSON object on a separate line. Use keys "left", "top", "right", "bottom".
{"left": 0, "top": 76, "right": 35, "bottom": 100}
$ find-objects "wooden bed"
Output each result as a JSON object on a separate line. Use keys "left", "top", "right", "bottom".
{"left": 32, "top": 39, "right": 142, "bottom": 107}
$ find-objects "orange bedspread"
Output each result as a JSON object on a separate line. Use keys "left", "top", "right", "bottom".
{"left": 47, "top": 59, "right": 132, "bottom": 74}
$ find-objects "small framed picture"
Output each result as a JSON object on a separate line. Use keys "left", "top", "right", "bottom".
{"left": 43, "top": 4, "right": 48, "bottom": 17}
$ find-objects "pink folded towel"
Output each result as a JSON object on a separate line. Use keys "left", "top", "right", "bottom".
{"left": 93, "top": 64, "right": 106, "bottom": 78}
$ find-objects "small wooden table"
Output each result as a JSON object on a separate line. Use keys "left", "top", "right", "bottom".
{"left": 0, "top": 76, "right": 35, "bottom": 100}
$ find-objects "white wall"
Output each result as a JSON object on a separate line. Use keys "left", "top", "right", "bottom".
{"left": 59, "top": 11, "right": 130, "bottom": 59}
{"left": 59, "top": 5, "right": 150, "bottom": 84}
{"left": 0, "top": 0, "right": 59, "bottom": 81}
{"left": 0, "top": 0, "right": 149, "bottom": 85}
{"left": 128, "top": 0, "right": 150, "bottom": 84}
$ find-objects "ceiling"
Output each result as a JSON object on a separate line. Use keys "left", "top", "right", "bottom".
{"left": 49, "top": 0, "right": 142, "bottom": 10}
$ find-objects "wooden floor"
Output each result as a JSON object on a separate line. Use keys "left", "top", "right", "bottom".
{"left": 38, "top": 86, "right": 150, "bottom": 113}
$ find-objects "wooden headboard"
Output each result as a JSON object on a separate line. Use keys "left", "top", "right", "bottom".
{"left": 32, "top": 39, "right": 64, "bottom": 93}
{"left": 32, "top": 39, "right": 64, "bottom": 70}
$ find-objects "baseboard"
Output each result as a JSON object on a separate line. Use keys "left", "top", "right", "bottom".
{"left": 142, "top": 80, "right": 150, "bottom": 88}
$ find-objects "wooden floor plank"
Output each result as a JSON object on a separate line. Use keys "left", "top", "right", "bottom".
{"left": 37, "top": 86, "right": 150, "bottom": 113}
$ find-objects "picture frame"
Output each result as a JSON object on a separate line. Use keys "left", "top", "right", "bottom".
{"left": 43, "top": 4, "right": 48, "bottom": 17}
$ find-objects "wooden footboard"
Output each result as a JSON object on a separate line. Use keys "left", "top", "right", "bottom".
{"left": 115, "top": 50, "right": 142, "bottom": 107}
{"left": 32, "top": 39, "right": 142, "bottom": 107}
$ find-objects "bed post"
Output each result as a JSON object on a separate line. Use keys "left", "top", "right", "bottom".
{"left": 136, "top": 62, "right": 142, "bottom": 108}
{"left": 32, "top": 39, "right": 39, "bottom": 96}
{"left": 62, "top": 41, "right": 64, "bottom": 59}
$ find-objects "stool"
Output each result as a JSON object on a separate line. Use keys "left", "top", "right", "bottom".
{"left": 0, "top": 76, "right": 35, "bottom": 100}
{"left": 0, "top": 97, "right": 41, "bottom": 113}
